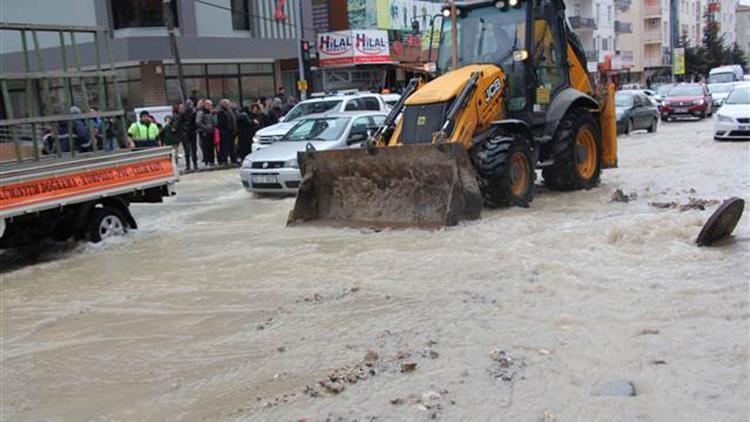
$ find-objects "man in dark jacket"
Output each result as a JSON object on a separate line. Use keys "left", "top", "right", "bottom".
{"left": 236, "top": 104, "right": 261, "bottom": 162}
{"left": 178, "top": 100, "right": 198, "bottom": 171}
{"left": 216, "top": 99, "right": 237, "bottom": 165}
{"left": 195, "top": 99, "right": 215, "bottom": 167}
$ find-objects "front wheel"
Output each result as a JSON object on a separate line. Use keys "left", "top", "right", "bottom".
{"left": 476, "top": 135, "right": 535, "bottom": 208}
{"left": 542, "top": 109, "right": 602, "bottom": 191}
{"left": 86, "top": 206, "right": 128, "bottom": 242}
{"left": 647, "top": 117, "right": 658, "bottom": 133}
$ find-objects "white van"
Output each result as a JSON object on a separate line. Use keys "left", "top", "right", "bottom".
{"left": 708, "top": 65, "right": 744, "bottom": 84}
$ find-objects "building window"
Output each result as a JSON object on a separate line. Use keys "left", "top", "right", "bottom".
{"left": 163, "top": 63, "right": 275, "bottom": 106}
{"left": 231, "top": 0, "right": 251, "bottom": 31}
{"left": 111, "top": 0, "right": 178, "bottom": 29}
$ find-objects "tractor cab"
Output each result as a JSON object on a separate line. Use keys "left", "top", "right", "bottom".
{"left": 436, "top": 0, "right": 590, "bottom": 121}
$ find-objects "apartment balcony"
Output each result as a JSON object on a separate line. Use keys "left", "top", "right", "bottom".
{"left": 569, "top": 16, "right": 597, "bottom": 31}
{"left": 644, "top": 0, "right": 662, "bottom": 18}
{"left": 643, "top": 51, "right": 671, "bottom": 68}
{"left": 643, "top": 29, "right": 663, "bottom": 44}
{"left": 615, "top": 20, "right": 632, "bottom": 33}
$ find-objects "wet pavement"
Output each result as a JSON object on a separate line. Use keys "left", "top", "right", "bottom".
{"left": 1, "top": 118, "right": 749, "bottom": 421}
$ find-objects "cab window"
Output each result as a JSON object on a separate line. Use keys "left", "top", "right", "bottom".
{"left": 533, "top": 19, "right": 565, "bottom": 95}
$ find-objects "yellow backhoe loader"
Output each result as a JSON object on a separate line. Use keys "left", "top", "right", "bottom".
{"left": 289, "top": 0, "right": 617, "bottom": 228}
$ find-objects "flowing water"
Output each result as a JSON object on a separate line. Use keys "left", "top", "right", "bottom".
{"left": 1, "top": 118, "right": 748, "bottom": 421}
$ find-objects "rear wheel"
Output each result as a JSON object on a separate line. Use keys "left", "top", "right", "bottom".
{"left": 86, "top": 206, "right": 128, "bottom": 242}
{"left": 476, "top": 135, "right": 535, "bottom": 208}
{"left": 542, "top": 109, "right": 601, "bottom": 191}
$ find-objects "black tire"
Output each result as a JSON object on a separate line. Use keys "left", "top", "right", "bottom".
{"left": 86, "top": 206, "right": 128, "bottom": 243}
{"left": 647, "top": 117, "right": 658, "bottom": 133}
{"left": 476, "top": 135, "right": 535, "bottom": 208}
{"left": 661, "top": 115, "right": 670, "bottom": 122}
{"left": 542, "top": 109, "right": 602, "bottom": 191}
{"left": 624, "top": 119, "right": 633, "bottom": 135}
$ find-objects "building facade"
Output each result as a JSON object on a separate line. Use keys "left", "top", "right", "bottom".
{"left": 1, "top": 0, "right": 314, "bottom": 114}
{"left": 737, "top": 3, "right": 750, "bottom": 58}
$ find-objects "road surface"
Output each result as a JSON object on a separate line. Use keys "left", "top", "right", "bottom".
{"left": 1, "top": 118, "right": 748, "bottom": 421}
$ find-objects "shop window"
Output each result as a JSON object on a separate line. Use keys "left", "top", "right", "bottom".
{"left": 240, "top": 63, "right": 274, "bottom": 74}
{"left": 240, "top": 76, "right": 275, "bottom": 101}
{"left": 208, "top": 64, "right": 239, "bottom": 75}
{"left": 165, "top": 78, "right": 208, "bottom": 105}
{"left": 165, "top": 64, "right": 206, "bottom": 77}
{"left": 111, "top": 0, "right": 178, "bottom": 29}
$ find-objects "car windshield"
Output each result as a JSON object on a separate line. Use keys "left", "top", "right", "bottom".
{"left": 725, "top": 89, "right": 750, "bottom": 105}
{"left": 282, "top": 117, "right": 350, "bottom": 142}
{"left": 708, "top": 73, "right": 735, "bottom": 84}
{"left": 667, "top": 85, "right": 703, "bottom": 96}
{"left": 656, "top": 84, "right": 675, "bottom": 95}
{"left": 615, "top": 93, "right": 633, "bottom": 107}
{"left": 708, "top": 84, "right": 733, "bottom": 94}
{"left": 284, "top": 100, "right": 343, "bottom": 121}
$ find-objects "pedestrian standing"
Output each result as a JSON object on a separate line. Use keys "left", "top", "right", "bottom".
{"left": 267, "top": 97, "right": 285, "bottom": 124}
{"left": 276, "top": 86, "right": 288, "bottom": 104}
{"left": 216, "top": 98, "right": 237, "bottom": 166}
{"left": 127, "top": 111, "right": 160, "bottom": 148}
{"left": 236, "top": 103, "right": 259, "bottom": 162}
{"left": 160, "top": 115, "right": 180, "bottom": 155}
{"left": 195, "top": 99, "right": 216, "bottom": 167}
{"left": 179, "top": 100, "right": 198, "bottom": 171}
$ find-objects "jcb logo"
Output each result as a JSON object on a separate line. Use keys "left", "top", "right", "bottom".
{"left": 485, "top": 78, "right": 502, "bottom": 102}
{"left": 417, "top": 116, "right": 427, "bottom": 126}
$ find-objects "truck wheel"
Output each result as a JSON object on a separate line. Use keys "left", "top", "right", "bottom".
{"left": 87, "top": 206, "right": 128, "bottom": 242}
{"left": 476, "top": 135, "right": 535, "bottom": 208}
{"left": 542, "top": 109, "right": 601, "bottom": 191}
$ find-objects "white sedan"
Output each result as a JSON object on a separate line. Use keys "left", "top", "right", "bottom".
{"left": 714, "top": 86, "right": 750, "bottom": 141}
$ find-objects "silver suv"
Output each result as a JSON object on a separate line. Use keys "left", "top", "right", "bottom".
{"left": 253, "top": 93, "right": 389, "bottom": 149}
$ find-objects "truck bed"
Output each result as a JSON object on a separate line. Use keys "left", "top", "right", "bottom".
{"left": 1, "top": 148, "right": 179, "bottom": 220}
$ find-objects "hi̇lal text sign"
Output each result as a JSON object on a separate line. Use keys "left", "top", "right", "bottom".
{"left": 0, "top": 157, "right": 174, "bottom": 211}
{"left": 318, "top": 30, "right": 391, "bottom": 66}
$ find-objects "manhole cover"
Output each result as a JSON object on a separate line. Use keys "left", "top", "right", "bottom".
{"left": 696, "top": 197, "right": 745, "bottom": 246}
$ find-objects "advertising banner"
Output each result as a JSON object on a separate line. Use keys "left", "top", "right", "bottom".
{"left": 374, "top": 0, "right": 443, "bottom": 32}
{"left": 673, "top": 47, "right": 685, "bottom": 75}
{"left": 318, "top": 30, "right": 391, "bottom": 67}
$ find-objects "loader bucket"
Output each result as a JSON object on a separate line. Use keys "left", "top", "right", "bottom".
{"left": 287, "top": 143, "right": 482, "bottom": 229}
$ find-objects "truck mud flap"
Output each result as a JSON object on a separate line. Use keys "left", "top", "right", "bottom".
{"left": 287, "top": 143, "right": 482, "bottom": 229}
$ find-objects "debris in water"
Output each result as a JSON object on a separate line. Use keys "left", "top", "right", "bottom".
{"left": 488, "top": 349, "right": 523, "bottom": 383}
{"left": 639, "top": 327, "right": 660, "bottom": 336}
{"left": 400, "top": 362, "right": 418, "bottom": 372}
{"left": 363, "top": 350, "right": 379, "bottom": 367}
{"left": 649, "top": 201, "right": 677, "bottom": 209}
{"left": 543, "top": 409, "right": 556, "bottom": 422}
{"left": 611, "top": 189, "right": 637, "bottom": 203}
{"left": 390, "top": 397, "right": 405, "bottom": 405}
{"left": 696, "top": 197, "right": 745, "bottom": 246}
{"left": 591, "top": 380, "right": 637, "bottom": 397}
{"left": 277, "top": 346, "right": 286, "bottom": 353}
{"left": 651, "top": 359, "right": 667, "bottom": 365}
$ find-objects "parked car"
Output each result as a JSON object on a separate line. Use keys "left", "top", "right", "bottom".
{"left": 241, "top": 112, "right": 388, "bottom": 194}
{"left": 381, "top": 93, "right": 402, "bottom": 107}
{"left": 252, "top": 93, "right": 389, "bottom": 151}
{"left": 708, "top": 64, "right": 744, "bottom": 84}
{"left": 660, "top": 83, "right": 713, "bottom": 121}
{"left": 708, "top": 82, "right": 736, "bottom": 108}
{"left": 713, "top": 86, "right": 750, "bottom": 141}
{"left": 615, "top": 91, "right": 660, "bottom": 134}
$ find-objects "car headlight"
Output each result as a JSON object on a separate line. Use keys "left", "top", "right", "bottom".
{"left": 283, "top": 159, "right": 298, "bottom": 169}
{"left": 662, "top": 101, "right": 671, "bottom": 106}
{"left": 693, "top": 99, "right": 704, "bottom": 105}
{"left": 717, "top": 114, "right": 734, "bottom": 123}
{"left": 241, "top": 157, "right": 253, "bottom": 168}
{"left": 252, "top": 135, "right": 260, "bottom": 144}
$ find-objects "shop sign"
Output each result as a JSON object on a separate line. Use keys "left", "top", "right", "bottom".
{"left": 318, "top": 30, "right": 391, "bottom": 66}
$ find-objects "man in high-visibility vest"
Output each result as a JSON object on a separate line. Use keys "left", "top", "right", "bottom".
{"left": 127, "top": 111, "right": 160, "bottom": 148}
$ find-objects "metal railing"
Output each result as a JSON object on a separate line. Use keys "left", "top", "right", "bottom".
{"left": 569, "top": 16, "right": 598, "bottom": 31}
{"left": 0, "top": 22, "right": 126, "bottom": 163}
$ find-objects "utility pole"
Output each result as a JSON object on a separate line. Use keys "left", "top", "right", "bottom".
{"left": 163, "top": 0, "right": 186, "bottom": 103}
{"left": 296, "top": 0, "right": 308, "bottom": 100}
{"left": 450, "top": 0, "right": 458, "bottom": 69}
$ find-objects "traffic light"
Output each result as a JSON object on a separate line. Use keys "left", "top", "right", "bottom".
{"left": 301, "top": 40, "right": 311, "bottom": 62}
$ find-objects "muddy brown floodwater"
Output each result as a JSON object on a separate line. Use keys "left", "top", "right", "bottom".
{"left": 1, "top": 118, "right": 749, "bottom": 421}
